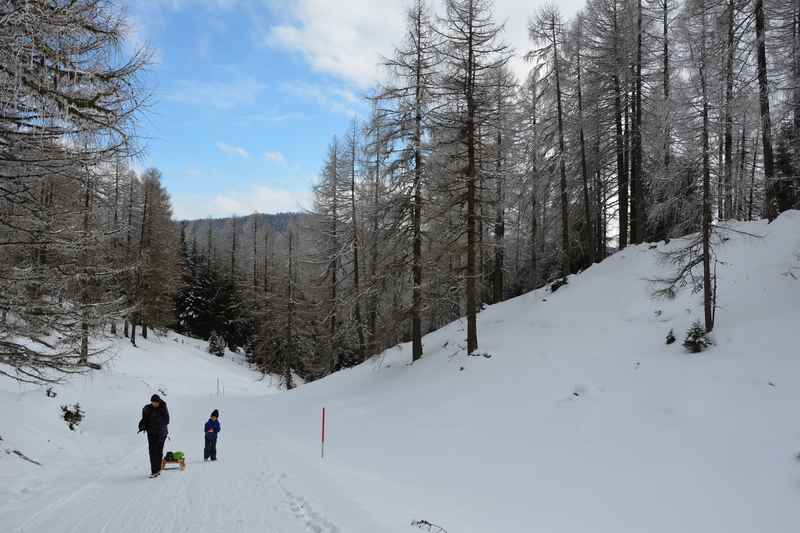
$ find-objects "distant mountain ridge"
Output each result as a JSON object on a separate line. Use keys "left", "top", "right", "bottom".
{"left": 179, "top": 212, "right": 308, "bottom": 263}
{"left": 178, "top": 212, "right": 306, "bottom": 233}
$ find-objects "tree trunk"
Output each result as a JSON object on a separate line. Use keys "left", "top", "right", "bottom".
{"left": 755, "top": 0, "right": 777, "bottom": 220}
{"left": 263, "top": 230, "right": 271, "bottom": 326}
{"left": 478, "top": 134, "right": 487, "bottom": 302}
{"left": 794, "top": 0, "right": 800, "bottom": 138}
{"left": 350, "top": 125, "right": 366, "bottom": 359}
{"left": 614, "top": 0, "right": 628, "bottom": 250}
{"left": 513, "top": 189, "right": 522, "bottom": 294}
{"left": 113, "top": 158, "right": 120, "bottom": 250}
{"left": 80, "top": 319, "right": 89, "bottom": 364}
{"left": 412, "top": 32, "right": 424, "bottom": 361}
{"left": 80, "top": 171, "right": 91, "bottom": 365}
{"left": 529, "top": 77, "right": 539, "bottom": 290}
{"left": 137, "top": 182, "right": 149, "bottom": 345}
{"left": 611, "top": 1, "right": 628, "bottom": 250}
{"left": 700, "top": 6, "right": 714, "bottom": 333}
{"left": 736, "top": 119, "right": 748, "bottom": 218}
{"left": 230, "top": 216, "right": 237, "bottom": 279}
{"left": 253, "top": 216, "right": 258, "bottom": 292}
{"left": 465, "top": 15, "right": 478, "bottom": 355}
{"left": 663, "top": 0, "right": 671, "bottom": 178}
{"left": 368, "top": 109, "right": 381, "bottom": 354}
{"left": 576, "top": 35, "right": 593, "bottom": 267}
{"left": 624, "top": 90, "right": 631, "bottom": 238}
{"left": 553, "top": 17, "right": 570, "bottom": 277}
{"left": 264, "top": 231, "right": 270, "bottom": 295}
{"left": 126, "top": 175, "right": 134, "bottom": 254}
{"left": 630, "top": 0, "right": 644, "bottom": 244}
{"left": 285, "top": 230, "right": 295, "bottom": 390}
{"left": 723, "top": 0, "right": 735, "bottom": 220}
{"left": 329, "top": 145, "right": 339, "bottom": 368}
{"left": 717, "top": 99, "right": 725, "bottom": 221}
{"left": 540, "top": 175, "right": 549, "bottom": 255}
{"left": 749, "top": 134, "right": 759, "bottom": 221}
{"left": 594, "top": 103, "right": 605, "bottom": 260}
{"left": 493, "top": 127, "right": 505, "bottom": 304}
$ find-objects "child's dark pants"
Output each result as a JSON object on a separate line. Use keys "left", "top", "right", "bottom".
{"left": 204, "top": 433, "right": 218, "bottom": 461}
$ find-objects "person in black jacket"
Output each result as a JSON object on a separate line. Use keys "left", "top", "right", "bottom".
{"left": 138, "top": 394, "right": 170, "bottom": 477}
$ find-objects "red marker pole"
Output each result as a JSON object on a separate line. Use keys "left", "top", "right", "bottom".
{"left": 321, "top": 407, "right": 326, "bottom": 459}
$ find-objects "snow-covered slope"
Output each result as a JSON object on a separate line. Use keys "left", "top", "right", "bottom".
{"left": 0, "top": 333, "right": 276, "bottom": 530}
{"left": 3, "top": 212, "right": 800, "bottom": 533}
{"left": 255, "top": 211, "right": 800, "bottom": 533}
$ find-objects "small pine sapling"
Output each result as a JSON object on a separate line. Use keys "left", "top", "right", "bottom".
{"left": 243, "top": 337, "right": 256, "bottom": 363}
{"left": 207, "top": 331, "right": 226, "bottom": 357}
{"left": 683, "top": 321, "right": 712, "bottom": 353}
{"left": 666, "top": 329, "right": 676, "bottom": 345}
{"left": 60, "top": 403, "right": 84, "bottom": 431}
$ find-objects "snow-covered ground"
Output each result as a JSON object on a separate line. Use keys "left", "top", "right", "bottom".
{"left": 2, "top": 212, "right": 800, "bottom": 533}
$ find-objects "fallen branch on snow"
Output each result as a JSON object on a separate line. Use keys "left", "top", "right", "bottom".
{"left": 5, "top": 449, "right": 42, "bottom": 466}
{"left": 411, "top": 519, "right": 448, "bottom": 533}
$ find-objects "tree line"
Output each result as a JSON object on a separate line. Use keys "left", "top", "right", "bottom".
{"left": 0, "top": 1, "right": 182, "bottom": 382}
{"left": 252, "top": 0, "right": 799, "bottom": 382}
{"left": 3, "top": 0, "right": 799, "bottom": 386}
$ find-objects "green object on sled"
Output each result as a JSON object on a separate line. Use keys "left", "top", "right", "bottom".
{"left": 172, "top": 451, "right": 185, "bottom": 461}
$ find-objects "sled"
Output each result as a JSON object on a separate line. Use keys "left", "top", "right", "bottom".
{"left": 161, "top": 457, "right": 187, "bottom": 471}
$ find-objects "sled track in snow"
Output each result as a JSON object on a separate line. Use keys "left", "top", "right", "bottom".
{"left": 12, "top": 445, "right": 144, "bottom": 533}
{"left": 9, "top": 443, "right": 346, "bottom": 533}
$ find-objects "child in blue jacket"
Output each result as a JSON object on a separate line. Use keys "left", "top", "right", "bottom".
{"left": 204, "top": 409, "right": 221, "bottom": 461}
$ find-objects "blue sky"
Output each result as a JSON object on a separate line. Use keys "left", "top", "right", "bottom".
{"left": 126, "top": 0, "right": 584, "bottom": 220}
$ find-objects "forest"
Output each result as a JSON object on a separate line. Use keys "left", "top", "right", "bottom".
{"left": 2, "top": 0, "right": 799, "bottom": 386}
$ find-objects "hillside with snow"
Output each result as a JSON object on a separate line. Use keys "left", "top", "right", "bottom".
{"left": 3, "top": 212, "right": 800, "bottom": 533}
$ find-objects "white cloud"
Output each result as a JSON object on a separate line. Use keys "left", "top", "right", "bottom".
{"left": 267, "top": 0, "right": 404, "bottom": 89}
{"left": 266, "top": 0, "right": 586, "bottom": 87}
{"left": 216, "top": 142, "right": 249, "bottom": 158}
{"left": 280, "top": 81, "right": 362, "bottom": 117}
{"left": 246, "top": 109, "right": 308, "bottom": 123}
{"left": 264, "top": 151, "right": 287, "bottom": 165}
{"left": 165, "top": 78, "right": 268, "bottom": 110}
{"left": 173, "top": 185, "right": 313, "bottom": 219}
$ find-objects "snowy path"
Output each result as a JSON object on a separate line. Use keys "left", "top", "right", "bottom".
{"left": 7, "top": 395, "right": 382, "bottom": 533}
{"left": 1, "top": 333, "right": 391, "bottom": 533}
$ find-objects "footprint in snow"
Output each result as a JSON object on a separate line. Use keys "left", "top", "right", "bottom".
{"left": 283, "top": 486, "right": 339, "bottom": 533}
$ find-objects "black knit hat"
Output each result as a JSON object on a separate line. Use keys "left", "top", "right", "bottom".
{"left": 211, "top": 409, "right": 219, "bottom": 418}
{"left": 151, "top": 394, "right": 161, "bottom": 403}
